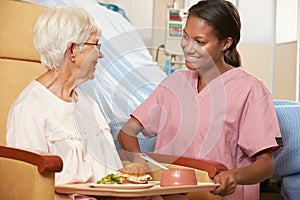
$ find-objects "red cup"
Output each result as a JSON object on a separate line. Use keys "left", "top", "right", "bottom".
{"left": 160, "top": 168, "right": 197, "bottom": 187}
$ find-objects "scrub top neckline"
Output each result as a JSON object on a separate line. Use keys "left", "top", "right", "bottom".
{"left": 192, "top": 67, "right": 242, "bottom": 97}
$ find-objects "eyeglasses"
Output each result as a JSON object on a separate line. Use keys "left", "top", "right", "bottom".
{"left": 84, "top": 42, "right": 101, "bottom": 51}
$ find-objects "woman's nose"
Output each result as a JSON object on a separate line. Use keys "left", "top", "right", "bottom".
{"left": 184, "top": 40, "right": 196, "bottom": 52}
{"left": 181, "top": 39, "right": 196, "bottom": 53}
{"left": 98, "top": 50, "right": 104, "bottom": 58}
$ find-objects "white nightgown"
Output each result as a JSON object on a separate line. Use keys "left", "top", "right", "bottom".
{"left": 6, "top": 80, "right": 123, "bottom": 185}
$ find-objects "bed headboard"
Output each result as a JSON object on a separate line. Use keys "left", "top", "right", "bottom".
{"left": 0, "top": 1, "right": 47, "bottom": 145}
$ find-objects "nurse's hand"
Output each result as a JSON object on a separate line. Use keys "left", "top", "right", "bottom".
{"left": 211, "top": 170, "right": 237, "bottom": 196}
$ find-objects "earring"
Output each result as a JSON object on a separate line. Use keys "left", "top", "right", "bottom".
{"left": 71, "top": 57, "right": 75, "bottom": 62}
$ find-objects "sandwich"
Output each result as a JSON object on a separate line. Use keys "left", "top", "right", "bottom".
{"left": 117, "top": 163, "right": 152, "bottom": 184}
{"left": 96, "top": 163, "right": 152, "bottom": 184}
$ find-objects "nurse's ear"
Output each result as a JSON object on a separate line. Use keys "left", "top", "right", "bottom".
{"left": 222, "top": 37, "right": 233, "bottom": 52}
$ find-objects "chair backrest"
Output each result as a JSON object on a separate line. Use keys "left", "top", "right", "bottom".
{"left": 273, "top": 99, "right": 300, "bottom": 177}
{"left": 0, "top": 1, "right": 46, "bottom": 145}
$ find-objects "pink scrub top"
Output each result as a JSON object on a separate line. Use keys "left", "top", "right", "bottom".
{"left": 132, "top": 67, "right": 281, "bottom": 200}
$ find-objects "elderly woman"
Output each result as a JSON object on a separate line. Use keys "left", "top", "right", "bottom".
{"left": 6, "top": 6, "right": 122, "bottom": 186}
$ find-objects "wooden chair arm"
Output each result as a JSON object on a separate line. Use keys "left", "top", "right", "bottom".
{"left": 119, "top": 152, "right": 227, "bottom": 179}
{"left": 0, "top": 146, "right": 63, "bottom": 174}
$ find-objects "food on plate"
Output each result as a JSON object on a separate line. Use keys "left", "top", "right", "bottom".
{"left": 118, "top": 163, "right": 152, "bottom": 184}
{"left": 96, "top": 173, "right": 122, "bottom": 184}
{"left": 96, "top": 163, "right": 152, "bottom": 184}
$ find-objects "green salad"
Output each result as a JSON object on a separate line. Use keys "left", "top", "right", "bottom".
{"left": 96, "top": 173, "right": 122, "bottom": 184}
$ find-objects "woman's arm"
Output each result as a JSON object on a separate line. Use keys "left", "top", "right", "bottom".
{"left": 212, "top": 148, "right": 274, "bottom": 196}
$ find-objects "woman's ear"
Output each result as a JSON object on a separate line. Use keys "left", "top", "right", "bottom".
{"left": 222, "top": 37, "right": 233, "bottom": 51}
{"left": 66, "top": 42, "right": 75, "bottom": 62}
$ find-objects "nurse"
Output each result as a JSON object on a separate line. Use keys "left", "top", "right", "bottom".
{"left": 118, "top": 0, "right": 281, "bottom": 199}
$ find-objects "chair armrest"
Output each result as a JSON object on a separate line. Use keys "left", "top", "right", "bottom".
{"left": 119, "top": 152, "right": 227, "bottom": 179}
{"left": 0, "top": 146, "right": 63, "bottom": 174}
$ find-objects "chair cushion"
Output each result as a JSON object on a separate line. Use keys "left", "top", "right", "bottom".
{"left": 0, "top": 58, "right": 45, "bottom": 145}
{"left": 0, "top": 1, "right": 45, "bottom": 61}
{"left": 281, "top": 173, "right": 300, "bottom": 200}
{"left": 273, "top": 101, "right": 300, "bottom": 176}
{"left": 274, "top": 99, "right": 300, "bottom": 106}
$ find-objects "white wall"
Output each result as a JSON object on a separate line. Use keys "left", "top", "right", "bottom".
{"left": 238, "top": 0, "right": 298, "bottom": 44}
{"left": 276, "top": 0, "right": 298, "bottom": 44}
{"left": 105, "top": 0, "right": 154, "bottom": 45}
{"left": 238, "top": 0, "right": 275, "bottom": 44}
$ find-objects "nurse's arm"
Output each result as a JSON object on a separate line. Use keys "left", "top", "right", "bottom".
{"left": 212, "top": 148, "right": 274, "bottom": 196}
{"left": 234, "top": 148, "right": 274, "bottom": 184}
{"left": 118, "top": 117, "right": 145, "bottom": 163}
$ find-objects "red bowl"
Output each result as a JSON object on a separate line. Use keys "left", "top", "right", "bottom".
{"left": 160, "top": 168, "right": 197, "bottom": 187}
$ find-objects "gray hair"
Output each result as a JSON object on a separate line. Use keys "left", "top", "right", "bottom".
{"left": 34, "top": 6, "right": 101, "bottom": 70}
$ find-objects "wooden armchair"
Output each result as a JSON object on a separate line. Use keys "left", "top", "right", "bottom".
{"left": 0, "top": 1, "right": 62, "bottom": 200}
{"left": 0, "top": 1, "right": 227, "bottom": 200}
{"left": 0, "top": 146, "right": 63, "bottom": 200}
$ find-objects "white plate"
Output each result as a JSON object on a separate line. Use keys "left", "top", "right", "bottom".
{"left": 89, "top": 181, "right": 159, "bottom": 190}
